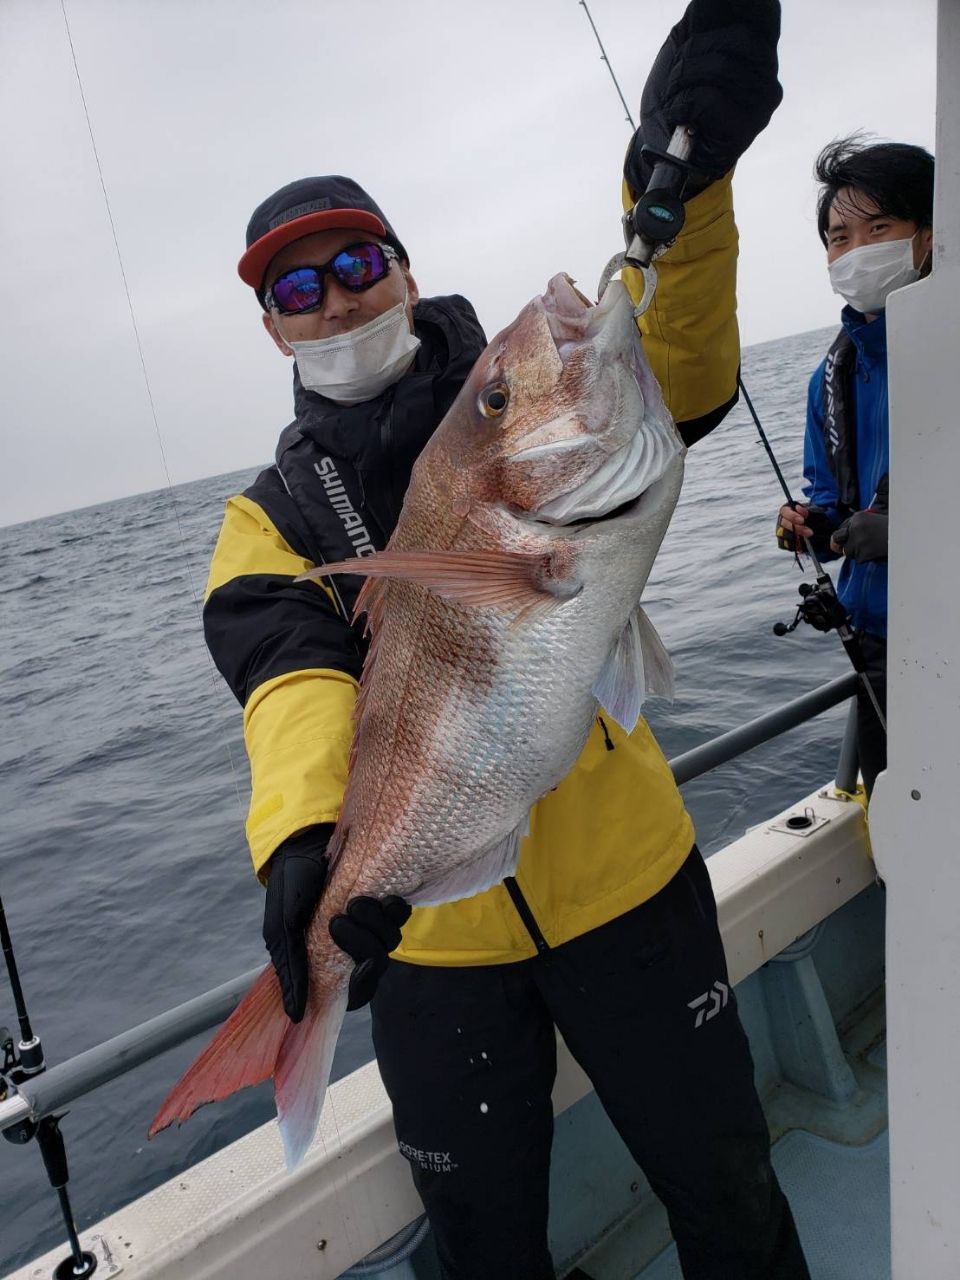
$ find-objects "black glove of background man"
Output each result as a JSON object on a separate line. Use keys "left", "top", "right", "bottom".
{"left": 831, "top": 510, "right": 889, "bottom": 563}
{"left": 262, "top": 825, "right": 411, "bottom": 1021}
{"left": 832, "top": 471, "right": 889, "bottom": 562}
{"left": 625, "top": 0, "right": 783, "bottom": 197}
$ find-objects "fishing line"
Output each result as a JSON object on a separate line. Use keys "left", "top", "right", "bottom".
{"left": 59, "top": 0, "right": 246, "bottom": 816}
{"left": 59, "top": 1, "right": 192, "bottom": 595}
{"left": 56, "top": 9, "right": 371, "bottom": 1265}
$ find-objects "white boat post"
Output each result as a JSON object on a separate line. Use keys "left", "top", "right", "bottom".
{"left": 869, "top": 0, "right": 960, "bottom": 1274}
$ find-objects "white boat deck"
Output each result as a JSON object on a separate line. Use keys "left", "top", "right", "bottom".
{"left": 10, "top": 783, "right": 880, "bottom": 1280}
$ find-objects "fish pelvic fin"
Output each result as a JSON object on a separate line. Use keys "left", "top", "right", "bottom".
{"left": 148, "top": 965, "right": 287, "bottom": 1138}
{"left": 634, "top": 606, "right": 674, "bottom": 701}
{"left": 296, "top": 548, "right": 580, "bottom": 617}
{"left": 276, "top": 983, "right": 350, "bottom": 1169}
{"left": 592, "top": 606, "right": 673, "bottom": 735}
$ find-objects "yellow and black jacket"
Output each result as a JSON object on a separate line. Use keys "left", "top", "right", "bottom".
{"left": 205, "top": 173, "right": 740, "bottom": 966}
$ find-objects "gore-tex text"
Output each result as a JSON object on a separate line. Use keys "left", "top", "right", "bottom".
{"left": 398, "top": 1141, "right": 459, "bottom": 1174}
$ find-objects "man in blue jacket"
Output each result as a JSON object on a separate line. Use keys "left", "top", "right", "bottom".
{"left": 777, "top": 137, "right": 934, "bottom": 795}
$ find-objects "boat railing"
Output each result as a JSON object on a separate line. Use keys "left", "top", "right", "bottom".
{"left": 0, "top": 670, "right": 860, "bottom": 1136}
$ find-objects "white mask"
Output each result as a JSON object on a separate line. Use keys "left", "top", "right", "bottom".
{"left": 280, "top": 283, "right": 421, "bottom": 405}
{"left": 827, "top": 234, "right": 920, "bottom": 315}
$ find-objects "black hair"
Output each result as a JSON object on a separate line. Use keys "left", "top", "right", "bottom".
{"left": 815, "top": 135, "right": 935, "bottom": 245}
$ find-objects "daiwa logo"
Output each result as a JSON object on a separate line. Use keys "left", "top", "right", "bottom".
{"left": 688, "top": 980, "right": 729, "bottom": 1028}
{"left": 314, "top": 457, "right": 376, "bottom": 556}
{"left": 824, "top": 352, "right": 840, "bottom": 457}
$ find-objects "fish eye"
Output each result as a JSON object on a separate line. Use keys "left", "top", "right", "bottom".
{"left": 478, "top": 382, "right": 510, "bottom": 418}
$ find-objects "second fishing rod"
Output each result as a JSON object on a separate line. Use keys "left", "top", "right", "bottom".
{"left": 738, "top": 376, "right": 888, "bottom": 735}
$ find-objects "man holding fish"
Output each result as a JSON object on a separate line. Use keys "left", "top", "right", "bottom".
{"left": 166, "top": 2, "right": 809, "bottom": 1276}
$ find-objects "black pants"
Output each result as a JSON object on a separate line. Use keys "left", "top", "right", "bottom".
{"left": 856, "top": 632, "right": 887, "bottom": 798}
{"left": 371, "top": 848, "right": 809, "bottom": 1280}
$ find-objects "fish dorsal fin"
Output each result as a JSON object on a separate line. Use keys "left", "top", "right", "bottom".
{"left": 297, "top": 548, "right": 579, "bottom": 615}
{"left": 592, "top": 606, "right": 673, "bottom": 734}
{"left": 405, "top": 815, "right": 529, "bottom": 907}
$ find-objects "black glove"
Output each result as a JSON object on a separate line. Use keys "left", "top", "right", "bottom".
{"left": 625, "top": 0, "right": 783, "bottom": 196}
{"left": 263, "top": 825, "right": 412, "bottom": 1021}
{"left": 831, "top": 510, "right": 889, "bottom": 562}
{"left": 263, "top": 826, "right": 334, "bottom": 1022}
{"left": 329, "top": 896, "right": 412, "bottom": 1011}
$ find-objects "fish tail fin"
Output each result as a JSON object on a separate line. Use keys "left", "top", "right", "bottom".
{"left": 276, "top": 983, "right": 350, "bottom": 1169}
{"left": 148, "top": 965, "right": 287, "bottom": 1138}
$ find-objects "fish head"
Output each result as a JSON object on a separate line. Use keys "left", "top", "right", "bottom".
{"left": 440, "top": 274, "right": 684, "bottom": 525}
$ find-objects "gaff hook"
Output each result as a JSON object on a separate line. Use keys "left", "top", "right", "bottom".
{"left": 597, "top": 124, "right": 696, "bottom": 313}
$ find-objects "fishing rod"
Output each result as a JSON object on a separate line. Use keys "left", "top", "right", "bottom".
{"left": 738, "top": 376, "right": 888, "bottom": 735}
{"left": 579, "top": 0, "right": 635, "bottom": 129}
{"left": 1, "top": 892, "right": 98, "bottom": 1278}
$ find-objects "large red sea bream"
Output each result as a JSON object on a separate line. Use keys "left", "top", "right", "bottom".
{"left": 150, "top": 274, "right": 685, "bottom": 1166}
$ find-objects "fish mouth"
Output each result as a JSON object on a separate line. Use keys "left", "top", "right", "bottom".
{"left": 505, "top": 275, "right": 683, "bottom": 528}
{"left": 540, "top": 273, "right": 626, "bottom": 366}
{"left": 504, "top": 282, "right": 634, "bottom": 471}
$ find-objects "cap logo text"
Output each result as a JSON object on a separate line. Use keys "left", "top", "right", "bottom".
{"left": 270, "top": 198, "right": 332, "bottom": 228}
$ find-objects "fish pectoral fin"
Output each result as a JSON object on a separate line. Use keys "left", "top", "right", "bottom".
{"left": 592, "top": 606, "right": 673, "bottom": 735}
{"left": 406, "top": 816, "right": 529, "bottom": 908}
{"left": 298, "top": 549, "right": 578, "bottom": 614}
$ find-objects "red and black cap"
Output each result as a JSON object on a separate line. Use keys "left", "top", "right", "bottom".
{"left": 238, "top": 175, "right": 409, "bottom": 294}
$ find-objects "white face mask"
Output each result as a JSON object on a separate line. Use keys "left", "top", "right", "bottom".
{"left": 827, "top": 233, "right": 921, "bottom": 315}
{"left": 279, "top": 283, "right": 421, "bottom": 405}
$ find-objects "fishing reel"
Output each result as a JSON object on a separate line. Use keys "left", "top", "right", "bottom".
{"left": 774, "top": 580, "right": 850, "bottom": 637}
{"left": 1, "top": 1026, "right": 43, "bottom": 1147}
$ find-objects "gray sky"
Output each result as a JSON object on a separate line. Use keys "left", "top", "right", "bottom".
{"left": 0, "top": 0, "right": 936, "bottom": 526}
